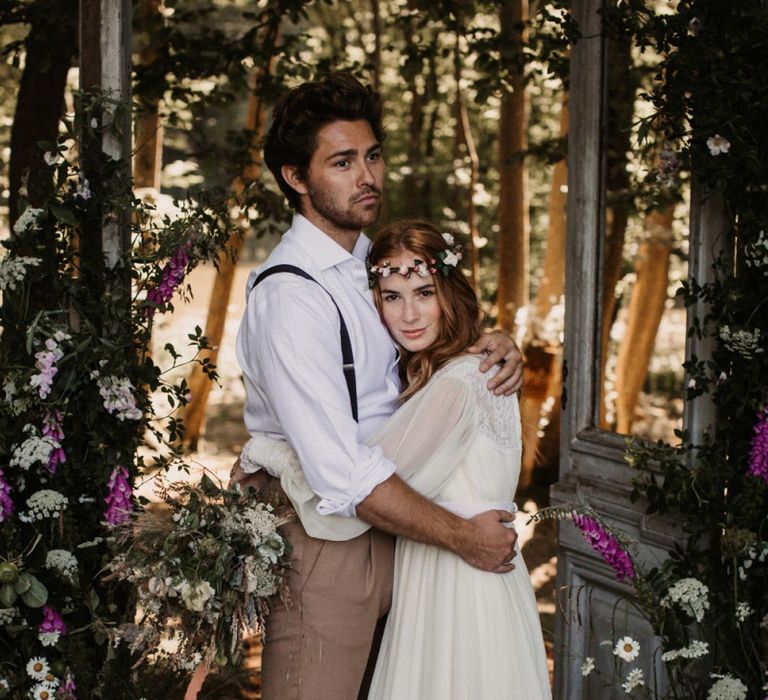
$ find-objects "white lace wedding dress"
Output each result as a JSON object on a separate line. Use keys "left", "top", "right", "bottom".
{"left": 366, "top": 355, "right": 551, "bottom": 700}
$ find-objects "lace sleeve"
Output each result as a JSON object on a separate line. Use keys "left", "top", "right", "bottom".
{"left": 367, "top": 370, "right": 477, "bottom": 500}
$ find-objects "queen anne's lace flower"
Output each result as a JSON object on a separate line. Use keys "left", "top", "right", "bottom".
{"left": 662, "top": 578, "right": 710, "bottom": 622}
{"left": 25, "top": 490, "right": 69, "bottom": 521}
{"left": 0, "top": 607, "right": 18, "bottom": 625}
{"left": 661, "top": 640, "right": 709, "bottom": 662}
{"left": 243, "top": 556, "right": 278, "bottom": 597}
{"left": 580, "top": 657, "right": 595, "bottom": 676}
{"left": 0, "top": 254, "right": 41, "bottom": 292}
{"left": 10, "top": 428, "right": 56, "bottom": 471}
{"left": 221, "top": 502, "right": 277, "bottom": 548}
{"left": 745, "top": 229, "right": 768, "bottom": 273}
{"left": 12, "top": 206, "right": 44, "bottom": 234}
{"left": 707, "top": 674, "right": 748, "bottom": 700}
{"left": 93, "top": 374, "right": 142, "bottom": 420}
{"left": 622, "top": 668, "right": 645, "bottom": 693}
{"left": 719, "top": 325, "right": 764, "bottom": 359}
{"left": 735, "top": 602, "right": 753, "bottom": 623}
{"left": 45, "top": 549, "right": 78, "bottom": 583}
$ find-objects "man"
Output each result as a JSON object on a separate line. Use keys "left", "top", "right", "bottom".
{"left": 234, "top": 72, "right": 523, "bottom": 699}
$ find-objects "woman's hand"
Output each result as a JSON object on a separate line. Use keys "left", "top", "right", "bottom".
{"left": 467, "top": 330, "right": 523, "bottom": 395}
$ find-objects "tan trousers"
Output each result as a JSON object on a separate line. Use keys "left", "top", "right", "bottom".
{"left": 261, "top": 507, "right": 395, "bottom": 700}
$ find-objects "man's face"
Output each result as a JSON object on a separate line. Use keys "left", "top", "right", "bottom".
{"left": 294, "top": 120, "right": 384, "bottom": 234}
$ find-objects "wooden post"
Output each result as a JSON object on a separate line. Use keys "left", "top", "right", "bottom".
{"left": 79, "top": 0, "right": 132, "bottom": 269}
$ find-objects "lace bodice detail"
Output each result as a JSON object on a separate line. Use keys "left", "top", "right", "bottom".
{"left": 435, "top": 355, "right": 521, "bottom": 449}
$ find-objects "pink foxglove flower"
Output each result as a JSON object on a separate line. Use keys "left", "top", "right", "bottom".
{"left": 748, "top": 408, "right": 768, "bottom": 483}
{"left": 573, "top": 513, "right": 635, "bottom": 581}
{"left": 38, "top": 605, "right": 67, "bottom": 646}
{"left": 146, "top": 241, "right": 193, "bottom": 317}
{"left": 0, "top": 469, "right": 13, "bottom": 522}
{"left": 42, "top": 411, "right": 66, "bottom": 474}
{"left": 30, "top": 342, "right": 64, "bottom": 399}
{"left": 58, "top": 672, "right": 77, "bottom": 700}
{"left": 104, "top": 465, "right": 132, "bottom": 526}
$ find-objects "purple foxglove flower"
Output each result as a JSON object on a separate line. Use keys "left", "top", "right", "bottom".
{"left": 104, "top": 465, "right": 133, "bottom": 526}
{"left": 58, "top": 671, "right": 77, "bottom": 699}
{"left": 42, "top": 411, "right": 67, "bottom": 474}
{"left": 573, "top": 514, "right": 636, "bottom": 582}
{"left": 39, "top": 605, "right": 67, "bottom": 635}
{"left": 146, "top": 241, "right": 193, "bottom": 317}
{"left": 748, "top": 408, "right": 768, "bottom": 483}
{"left": 0, "top": 469, "right": 13, "bottom": 522}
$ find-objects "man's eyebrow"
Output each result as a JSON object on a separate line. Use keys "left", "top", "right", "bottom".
{"left": 325, "top": 143, "right": 382, "bottom": 162}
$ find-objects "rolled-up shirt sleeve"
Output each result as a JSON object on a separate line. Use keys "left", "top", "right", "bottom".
{"left": 247, "top": 277, "right": 397, "bottom": 517}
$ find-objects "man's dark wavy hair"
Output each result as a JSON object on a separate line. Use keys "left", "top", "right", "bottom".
{"left": 263, "top": 72, "right": 385, "bottom": 211}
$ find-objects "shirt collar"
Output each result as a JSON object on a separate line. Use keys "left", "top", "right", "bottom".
{"left": 290, "top": 214, "right": 369, "bottom": 271}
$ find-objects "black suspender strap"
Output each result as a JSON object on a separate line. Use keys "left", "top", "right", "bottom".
{"left": 250, "top": 264, "right": 359, "bottom": 423}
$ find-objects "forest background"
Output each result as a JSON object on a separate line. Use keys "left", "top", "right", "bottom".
{"left": 0, "top": 0, "right": 685, "bottom": 496}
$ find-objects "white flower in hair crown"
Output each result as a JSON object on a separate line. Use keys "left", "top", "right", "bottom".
{"left": 367, "top": 232, "right": 463, "bottom": 288}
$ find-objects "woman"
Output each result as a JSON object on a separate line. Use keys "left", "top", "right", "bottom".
{"left": 364, "top": 220, "right": 551, "bottom": 699}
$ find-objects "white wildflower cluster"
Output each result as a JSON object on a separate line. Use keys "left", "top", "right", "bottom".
{"left": 243, "top": 555, "right": 278, "bottom": 598}
{"left": 45, "top": 549, "right": 78, "bottom": 583}
{"left": 221, "top": 502, "right": 278, "bottom": 548}
{"left": 12, "top": 206, "right": 44, "bottom": 234}
{"left": 661, "top": 640, "right": 709, "bottom": 662}
{"left": 3, "top": 374, "right": 30, "bottom": 416}
{"left": 9, "top": 427, "right": 56, "bottom": 471}
{"left": 707, "top": 673, "right": 748, "bottom": 700}
{"left": 23, "top": 490, "right": 69, "bottom": 521}
{"left": 719, "top": 325, "right": 765, "bottom": 359}
{"left": 30, "top": 332, "right": 70, "bottom": 399}
{"left": 622, "top": 668, "right": 645, "bottom": 694}
{"left": 662, "top": 578, "right": 710, "bottom": 622}
{"left": 0, "top": 254, "right": 41, "bottom": 292}
{"left": 745, "top": 229, "right": 768, "bottom": 273}
{"left": 580, "top": 657, "right": 595, "bottom": 677}
{"left": 0, "top": 606, "right": 18, "bottom": 625}
{"left": 92, "top": 373, "right": 142, "bottom": 420}
{"left": 738, "top": 539, "right": 768, "bottom": 581}
{"left": 735, "top": 602, "right": 753, "bottom": 623}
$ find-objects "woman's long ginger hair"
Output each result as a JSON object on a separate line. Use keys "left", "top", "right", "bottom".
{"left": 369, "top": 220, "right": 484, "bottom": 401}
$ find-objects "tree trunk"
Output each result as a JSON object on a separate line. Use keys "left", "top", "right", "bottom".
{"left": 133, "top": 0, "right": 164, "bottom": 190}
{"left": 369, "top": 0, "right": 381, "bottom": 92}
{"left": 8, "top": 0, "right": 77, "bottom": 225}
{"left": 519, "top": 93, "right": 568, "bottom": 490}
{"left": 614, "top": 204, "right": 675, "bottom": 434}
{"left": 497, "top": 0, "right": 529, "bottom": 330}
{"left": 182, "top": 27, "right": 280, "bottom": 449}
{"left": 533, "top": 94, "right": 568, "bottom": 321}
{"left": 454, "top": 36, "right": 480, "bottom": 291}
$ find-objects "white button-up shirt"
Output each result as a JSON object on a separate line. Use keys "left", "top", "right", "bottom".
{"left": 236, "top": 214, "right": 401, "bottom": 517}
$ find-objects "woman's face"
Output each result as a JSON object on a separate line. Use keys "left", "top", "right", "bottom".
{"left": 378, "top": 251, "right": 443, "bottom": 352}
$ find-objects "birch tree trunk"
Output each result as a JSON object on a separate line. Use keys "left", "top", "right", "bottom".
{"left": 497, "top": 0, "right": 529, "bottom": 330}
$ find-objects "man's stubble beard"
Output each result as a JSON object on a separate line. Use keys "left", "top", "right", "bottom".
{"left": 307, "top": 184, "right": 382, "bottom": 232}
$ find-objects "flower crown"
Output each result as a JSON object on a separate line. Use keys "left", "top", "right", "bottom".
{"left": 367, "top": 233, "right": 464, "bottom": 288}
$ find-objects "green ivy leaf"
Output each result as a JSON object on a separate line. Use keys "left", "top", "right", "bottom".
{"left": 49, "top": 203, "right": 77, "bottom": 226}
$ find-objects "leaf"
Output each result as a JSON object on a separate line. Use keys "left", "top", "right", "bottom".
{"left": 199, "top": 473, "right": 221, "bottom": 497}
{"left": 0, "top": 584, "right": 17, "bottom": 607}
{"left": 21, "top": 577, "right": 48, "bottom": 608}
{"left": 49, "top": 203, "right": 77, "bottom": 226}
{"left": 13, "top": 573, "right": 32, "bottom": 594}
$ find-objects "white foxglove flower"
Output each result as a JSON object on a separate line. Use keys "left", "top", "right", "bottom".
{"left": 442, "top": 232, "right": 455, "bottom": 245}
{"left": 442, "top": 249, "right": 460, "bottom": 267}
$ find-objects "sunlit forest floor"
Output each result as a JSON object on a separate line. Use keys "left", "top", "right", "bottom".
{"left": 144, "top": 258, "right": 558, "bottom": 696}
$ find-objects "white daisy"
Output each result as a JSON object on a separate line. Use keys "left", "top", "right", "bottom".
{"left": 26, "top": 656, "right": 50, "bottom": 680}
{"left": 31, "top": 684, "right": 55, "bottom": 700}
{"left": 614, "top": 636, "right": 640, "bottom": 662}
